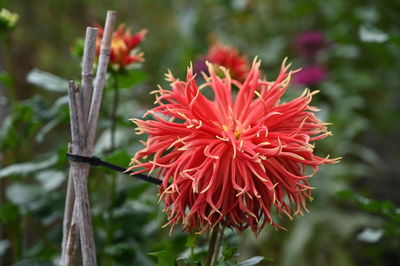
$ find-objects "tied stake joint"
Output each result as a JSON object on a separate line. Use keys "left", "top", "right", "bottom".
{"left": 66, "top": 153, "right": 162, "bottom": 185}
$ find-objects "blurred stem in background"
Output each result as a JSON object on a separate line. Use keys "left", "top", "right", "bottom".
{"left": 1, "top": 9, "right": 18, "bottom": 265}
{"left": 110, "top": 72, "right": 119, "bottom": 152}
{"left": 0, "top": 35, "right": 9, "bottom": 266}
{"left": 107, "top": 72, "right": 120, "bottom": 257}
{"left": 0, "top": 39, "right": 15, "bottom": 106}
{"left": 0, "top": 7, "right": 18, "bottom": 107}
{"left": 0, "top": 40, "right": 11, "bottom": 121}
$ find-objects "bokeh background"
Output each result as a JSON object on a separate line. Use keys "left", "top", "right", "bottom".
{"left": 1, "top": 0, "right": 400, "bottom": 265}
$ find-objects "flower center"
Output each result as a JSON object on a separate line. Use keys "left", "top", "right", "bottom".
{"left": 222, "top": 125, "right": 242, "bottom": 140}
{"left": 234, "top": 129, "right": 241, "bottom": 139}
{"left": 111, "top": 38, "right": 128, "bottom": 55}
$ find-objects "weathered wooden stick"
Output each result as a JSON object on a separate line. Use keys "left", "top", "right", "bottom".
{"left": 81, "top": 27, "right": 98, "bottom": 125}
{"left": 75, "top": 12, "right": 115, "bottom": 265}
{"left": 67, "top": 81, "right": 82, "bottom": 148}
{"left": 60, "top": 145, "right": 76, "bottom": 266}
{"left": 61, "top": 10, "right": 117, "bottom": 266}
{"left": 64, "top": 222, "right": 79, "bottom": 266}
{"left": 66, "top": 81, "right": 97, "bottom": 266}
{"left": 86, "top": 10, "right": 116, "bottom": 151}
{"left": 70, "top": 163, "right": 96, "bottom": 266}
{"left": 61, "top": 27, "right": 98, "bottom": 266}
{"left": 62, "top": 85, "right": 90, "bottom": 266}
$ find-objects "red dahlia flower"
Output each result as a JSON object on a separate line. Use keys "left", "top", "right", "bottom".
{"left": 96, "top": 24, "right": 147, "bottom": 70}
{"left": 204, "top": 43, "right": 250, "bottom": 82}
{"left": 128, "top": 58, "right": 337, "bottom": 234}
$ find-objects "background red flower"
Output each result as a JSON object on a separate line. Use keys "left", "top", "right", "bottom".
{"left": 200, "top": 43, "right": 251, "bottom": 82}
{"left": 96, "top": 24, "right": 147, "bottom": 69}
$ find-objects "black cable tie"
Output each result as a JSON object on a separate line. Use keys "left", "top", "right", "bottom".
{"left": 66, "top": 153, "right": 162, "bottom": 185}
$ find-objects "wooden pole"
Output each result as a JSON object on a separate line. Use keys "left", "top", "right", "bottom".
{"left": 67, "top": 81, "right": 97, "bottom": 266}
{"left": 61, "top": 25, "right": 99, "bottom": 266}
{"left": 60, "top": 145, "right": 77, "bottom": 266}
{"left": 81, "top": 27, "right": 98, "bottom": 126}
{"left": 60, "top": 11, "right": 116, "bottom": 266}
{"left": 86, "top": 11, "right": 116, "bottom": 152}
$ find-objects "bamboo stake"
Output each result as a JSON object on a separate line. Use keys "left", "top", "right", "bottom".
{"left": 61, "top": 27, "right": 98, "bottom": 265}
{"left": 60, "top": 145, "right": 76, "bottom": 266}
{"left": 61, "top": 28, "right": 98, "bottom": 266}
{"left": 67, "top": 81, "right": 97, "bottom": 266}
{"left": 86, "top": 11, "right": 116, "bottom": 151}
{"left": 64, "top": 222, "right": 79, "bottom": 266}
{"left": 81, "top": 27, "right": 98, "bottom": 125}
{"left": 61, "top": 11, "right": 117, "bottom": 266}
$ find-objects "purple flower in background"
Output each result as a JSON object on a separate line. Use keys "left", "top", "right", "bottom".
{"left": 193, "top": 57, "right": 209, "bottom": 77}
{"left": 294, "top": 65, "right": 327, "bottom": 86}
{"left": 294, "top": 31, "right": 328, "bottom": 57}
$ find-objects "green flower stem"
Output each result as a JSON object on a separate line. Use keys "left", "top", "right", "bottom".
{"left": 205, "top": 226, "right": 222, "bottom": 266}
{"left": 0, "top": 36, "right": 16, "bottom": 106}
{"left": 110, "top": 72, "right": 119, "bottom": 151}
{"left": 106, "top": 172, "right": 117, "bottom": 245}
{"left": 106, "top": 72, "right": 120, "bottom": 246}
{"left": 214, "top": 226, "right": 225, "bottom": 262}
{"left": 14, "top": 216, "right": 22, "bottom": 261}
{"left": 190, "top": 245, "right": 194, "bottom": 261}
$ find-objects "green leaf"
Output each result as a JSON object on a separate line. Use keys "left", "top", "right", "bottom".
{"left": 36, "top": 170, "right": 66, "bottom": 191}
{"left": 389, "top": 34, "right": 400, "bottom": 46}
{"left": 0, "top": 103, "right": 36, "bottom": 149}
{"left": 359, "top": 24, "right": 389, "bottom": 43}
{"left": 48, "top": 95, "right": 69, "bottom": 115}
{"left": 148, "top": 250, "right": 176, "bottom": 266}
{"left": 126, "top": 182, "right": 151, "bottom": 199}
{"left": 118, "top": 69, "right": 150, "bottom": 89}
{"left": 26, "top": 69, "right": 68, "bottom": 92}
{"left": 358, "top": 199, "right": 380, "bottom": 212}
{"left": 104, "top": 243, "right": 135, "bottom": 257}
{"left": 0, "top": 203, "right": 19, "bottom": 223}
{"left": 6, "top": 183, "right": 42, "bottom": 206}
{"left": 222, "top": 240, "right": 237, "bottom": 260}
{"left": 0, "top": 240, "right": 10, "bottom": 256}
{"left": 354, "top": 7, "right": 379, "bottom": 23}
{"left": 104, "top": 149, "right": 130, "bottom": 166}
{"left": 34, "top": 95, "right": 69, "bottom": 143}
{"left": 35, "top": 118, "right": 62, "bottom": 143}
{"left": 176, "top": 257, "right": 200, "bottom": 265}
{"left": 0, "top": 155, "right": 58, "bottom": 179}
{"left": 186, "top": 234, "right": 199, "bottom": 248}
{"left": 215, "top": 261, "right": 237, "bottom": 266}
{"left": 94, "top": 128, "right": 131, "bottom": 154}
{"left": 238, "top": 256, "right": 265, "bottom": 266}
{"left": 336, "top": 190, "right": 354, "bottom": 199}
{"left": 357, "top": 228, "right": 383, "bottom": 243}
{"left": 337, "top": 190, "right": 400, "bottom": 223}
{"left": 0, "top": 71, "right": 13, "bottom": 89}
{"left": 71, "top": 37, "right": 84, "bottom": 57}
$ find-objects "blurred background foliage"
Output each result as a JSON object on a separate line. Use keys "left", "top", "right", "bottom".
{"left": 0, "top": 0, "right": 400, "bottom": 265}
